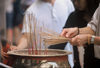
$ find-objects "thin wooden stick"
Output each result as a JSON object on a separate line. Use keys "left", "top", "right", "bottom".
{"left": 42, "top": 23, "right": 48, "bottom": 55}
{"left": 29, "top": 14, "right": 32, "bottom": 54}
{"left": 39, "top": 27, "right": 42, "bottom": 55}
{"left": 24, "top": 14, "right": 31, "bottom": 54}
{"left": 30, "top": 14, "right": 34, "bottom": 54}
{"left": 33, "top": 15, "right": 38, "bottom": 55}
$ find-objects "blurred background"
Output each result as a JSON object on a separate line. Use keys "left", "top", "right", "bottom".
{"left": 0, "top": 0, "right": 35, "bottom": 44}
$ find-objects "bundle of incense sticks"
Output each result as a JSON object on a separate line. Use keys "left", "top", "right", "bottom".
{"left": 25, "top": 13, "right": 71, "bottom": 55}
{"left": 40, "top": 32, "right": 71, "bottom": 45}
{"left": 25, "top": 14, "right": 35, "bottom": 55}
{"left": 27, "top": 14, "right": 42, "bottom": 55}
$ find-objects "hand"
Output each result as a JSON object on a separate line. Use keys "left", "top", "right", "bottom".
{"left": 61, "top": 27, "right": 79, "bottom": 38}
{"left": 70, "top": 34, "right": 90, "bottom": 46}
{"left": 1, "top": 49, "right": 9, "bottom": 60}
{"left": 10, "top": 45, "right": 18, "bottom": 50}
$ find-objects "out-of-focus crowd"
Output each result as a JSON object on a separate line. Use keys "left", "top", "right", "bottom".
{"left": 0, "top": 0, "right": 100, "bottom": 68}
{"left": 6, "top": 0, "right": 35, "bottom": 43}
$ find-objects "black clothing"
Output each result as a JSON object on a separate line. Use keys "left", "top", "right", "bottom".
{"left": 64, "top": 10, "right": 87, "bottom": 28}
{"left": 64, "top": 10, "right": 95, "bottom": 68}
{"left": 48, "top": 43, "right": 66, "bottom": 50}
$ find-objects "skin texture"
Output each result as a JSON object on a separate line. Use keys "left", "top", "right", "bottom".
{"left": 70, "top": 34, "right": 91, "bottom": 46}
{"left": 61, "top": 27, "right": 79, "bottom": 38}
{"left": 61, "top": 0, "right": 96, "bottom": 47}
{"left": 61, "top": 26, "right": 100, "bottom": 46}
{"left": 10, "top": 33, "right": 30, "bottom": 50}
{"left": 41, "top": 0, "right": 55, "bottom": 6}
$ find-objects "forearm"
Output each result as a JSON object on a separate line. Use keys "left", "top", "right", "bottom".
{"left": 79, "top": 27, "right": 95, "bottom": 35}
{"left": 17, "top": 33, "right": 31, "bottom": 49}
{"left": 17, "top": 35, "right": 28, "bottom": 49}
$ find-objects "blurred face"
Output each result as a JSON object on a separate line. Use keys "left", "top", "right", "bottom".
{"left": 74, "top": 0, "right": 87, "bottom": 10}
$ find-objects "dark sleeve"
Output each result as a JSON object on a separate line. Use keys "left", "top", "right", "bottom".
{"left": 64, "top": 11, "right": 87, "bottom": 28}
{"left": 64, "top": 12, "right": 76, "bottom": 28}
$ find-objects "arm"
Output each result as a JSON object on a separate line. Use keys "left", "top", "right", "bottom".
{"left": 61, "top": 27, "right": 95, "bottom": 38}
{"left": 79, "top": 27, "right": 95, "bottom": 35}
{"left": 61, "top": 5, "right": 100, "bottom": 38}
{"left": 11, "top": 33, "right": 32, "bottom": 50}
{"left": 93, "top": 36, "right": 100, "bottom": 45}
{"left": 70, "top": 34, "right": 100, "bottom": 46}
{"left": 16, "top": 33, "right": 28, "bottom": 49}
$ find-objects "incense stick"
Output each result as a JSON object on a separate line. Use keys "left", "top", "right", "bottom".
{"left": 33, "top": 15, "right": 38, "bottom": 55}
{"left": 30, "top": 14, "right": 34, "bottom": 54}
{"left": 24, "top": 14, "right": 31, "bottom": 54}
{"left": 25, "top": 13, "right": 70, "bottom": 55}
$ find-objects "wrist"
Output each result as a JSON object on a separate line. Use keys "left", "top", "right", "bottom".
{"left": 75, "top": 27, "right": 79, "bottom": 35}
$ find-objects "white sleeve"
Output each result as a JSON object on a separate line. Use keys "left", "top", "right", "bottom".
{"left": 67, "top": 0, "right": 75, "bottom": 14}
{"left": 22, "top": 12, "right": 34, "bottom": 33}
{"left": 87, "top": 4, "right": 100, "bottom": 32}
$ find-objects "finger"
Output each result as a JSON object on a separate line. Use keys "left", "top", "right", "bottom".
{"left": 69, "top": 33, "right": 76, "bottom": 38}
{"left": 61, "top": 29, "right": 68, "bottom": 37}
{"left": 70, "top": 36, "right": 79, "bottom": 45}
{"left": 66, "top": 32, "right": 71, "bottom": 38}
{"left": 11, "top": 48, "right": 17, "bottom": 51}
{"left": 10, "top": 46, "right": 17, "bottom": 50}
{"left": 77, "top": 39, "right": 81, "bottom": 46}
{"left": 77, "top": 37, "right": 84, "bottom": 46}
{"left": 10, "top": 47, "right": 15, "bottom": 50}
{"left": 66, "top": 29, "right": 76, "bottom": 38}
{"left": 70, "top": 38, "right": 76, "bottom": 45}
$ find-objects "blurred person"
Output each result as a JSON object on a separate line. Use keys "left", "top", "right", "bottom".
{"left": 61, "top": 3, "right": 100, "bottom": 68}
{"left": 21, "top": 0, "right": 35, "bottom": 10}
{"left": 47, "top": 0, "right": 75, "bottom": 50}
{"left": 10, "top": 0, "right": 74, "bottom": 67}
{"left": 13, "top": 0, "right": 35, "bottom": 43}
{"left": 13, "top": 0, "right": 22, "bottom": 43}
{"left": 20, "top": 0, "right": 36, "bottom": 23}
{"left": 10, "top": 0, "right": 74, "bottom": 51}
{"left": 6, "top": 0, "right": 14, "bottom": 43}
{"left": 63, "top": 0, "right": 99, "bottom": 68}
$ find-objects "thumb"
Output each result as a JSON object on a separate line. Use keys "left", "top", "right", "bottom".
{"left": 66, "top": 32, "right": 72, "bottom": 37}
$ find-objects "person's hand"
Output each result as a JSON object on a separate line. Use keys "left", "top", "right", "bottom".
{"left": 61, "top": 27, "right": 79, "bottom": 38}
{"left": 1, "top": 49, "right": 9, "bottom": 60}
{"left": 70, "top": 34, "right": 91, "bottom": 46}
{"left": 10, "top": 45, "right": 18, "bottom": 50}
{"left": 10, "top": 45, "right": 24, "bottom": 50}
